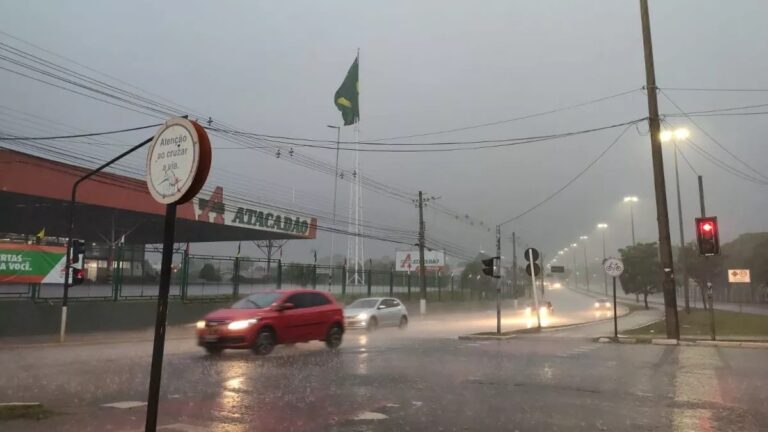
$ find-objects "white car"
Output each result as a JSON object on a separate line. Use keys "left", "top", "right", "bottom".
{"left": 344, "top": 297, "right": 408, "bottom": 331}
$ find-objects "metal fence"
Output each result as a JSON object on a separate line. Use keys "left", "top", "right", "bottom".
{"left": 0, "top": 248, "right": 482, "bottom": 303}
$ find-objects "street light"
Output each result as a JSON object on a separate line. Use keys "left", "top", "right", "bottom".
{"left": 660, "top": 127, "right": 691, "bottom": 313}
{"left": 579, "top": 236, "right": 590, "bottom": 292}
{"left": 569, "top": 243, "right": 578, "bottom": 290}
{"left": 597, "top": 223, "right": 608, "bottom": 295}
{"left": 623, "top": 196, "right": 638, "bottom": 245}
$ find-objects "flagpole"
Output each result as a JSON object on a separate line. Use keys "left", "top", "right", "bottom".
{"left": 327, "top": 125, "right": 341, "bottom": 291}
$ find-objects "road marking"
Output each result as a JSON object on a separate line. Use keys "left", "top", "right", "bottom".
{"left": 353, "top": 411, "right": 389, "bottom": 420}
{"left": 101, "top": 401, "right": 147, "bottom": 409}
{"left": 672, "top": 347, "right": 724, "bottom": 429}
{"left": 158, "top": 424, "right": 208, "bottom": 432}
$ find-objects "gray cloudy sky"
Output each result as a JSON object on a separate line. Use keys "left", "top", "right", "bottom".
{"left": 1, "top": 0, "right": 767, "bottom": 265}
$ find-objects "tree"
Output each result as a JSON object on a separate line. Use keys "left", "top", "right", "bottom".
{"left": 199, "top": 263, "right": 222, "bottom": 282}
{"left": 746, "top": 238, "right": 768, "bottom": 286}
{"left": 619, "top": 243, "right": 661, "bottom": 309}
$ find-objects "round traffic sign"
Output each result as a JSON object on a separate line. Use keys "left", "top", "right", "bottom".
{"left": 603, "top": 258, "right": 624, "bottom": 277}
{"left": 524, "top": 247, "right": 539, "bottom": 262}
{"left": 525, "top": 262, "right": 540, "bottom": 277}
{"left": 146, "top": 117, "right": 211, "bottom": 205}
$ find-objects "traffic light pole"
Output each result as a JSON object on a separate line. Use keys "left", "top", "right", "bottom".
{"left": 496, "top": 225, "right": 501, "bottom": 334}
{"left": 639, "top": 0, "right": 680, "bottom": 340}
{"left": 60, "top": 135, "right": 155, "bottom": 343}
{"left": 698, "top": 176, "right": 716, "bottom": 338}
{"left": 511, "top": 232, "right": 517, "bottom": 303}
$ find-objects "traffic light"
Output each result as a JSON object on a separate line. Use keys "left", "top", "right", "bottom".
{"left": 695, "top": 217, "right": 720, "bottom": 256}
{"left": 524, "top": 247, "right": 541, "bottom": 277}
{"left": 481, "top": 257, "right": 500, "bottom": 278}
{"left": 71, "top": 240, "right": 86, "bottom": 265}
{"left": 69, "top": 240, "right": 87, "bottom": 286}
{"left": 71, "top": 267, "right": 85, "bottom": 286}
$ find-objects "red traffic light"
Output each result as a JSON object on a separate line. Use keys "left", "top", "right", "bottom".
{"left": 695, "top": 217, "right": 720, "bottom": 256}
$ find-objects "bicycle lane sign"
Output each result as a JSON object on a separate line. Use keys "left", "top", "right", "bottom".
{"left": 603, "top": 258, "right": 624, "bottom": 277}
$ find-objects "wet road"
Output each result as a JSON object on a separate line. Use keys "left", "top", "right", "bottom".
{"left": 2, "top": 289, "right": 767, "bottom": 431}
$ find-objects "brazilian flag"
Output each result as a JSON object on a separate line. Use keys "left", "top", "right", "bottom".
{"left": 334, "top": 56, "right": 359, "bottom": 126}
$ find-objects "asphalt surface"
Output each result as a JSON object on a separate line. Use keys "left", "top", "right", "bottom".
{"left": 2, "top": 288, "right": 766, "bottom": 432}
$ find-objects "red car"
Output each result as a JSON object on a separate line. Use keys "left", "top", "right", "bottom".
{"left": 196, "top": 290, "right": 344, "bottom": 355}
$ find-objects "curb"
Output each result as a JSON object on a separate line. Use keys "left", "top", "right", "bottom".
{"left": 458, "top": 334, "right": 517, "bottom": 341}
{"left": 622, "top": 338, "right": 768, "bottom": 349}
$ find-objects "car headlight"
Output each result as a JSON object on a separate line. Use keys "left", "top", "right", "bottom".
{"left": 196, "top": 320, "right": 206, "bottom": 329}
{"left": 356, "top": 313, "right": 368, "bottom": 320}
{"left": 605, "top": 303, "right": 611, "bottom": 308}
{"left": 594, "top": 302, "right": 600, "bottom": 308}
{"left": 227, "top": 318, "right": 259, "bottom": 330}
{"left": 539, "top": 306, "right": 548, "bottom": 314}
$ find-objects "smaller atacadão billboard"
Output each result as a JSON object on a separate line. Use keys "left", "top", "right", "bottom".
{"left": 0, "top": 243, "right": 67, "bottom": 284}
{"left": 395, "top": 250, "right": 445, "bottom": 272}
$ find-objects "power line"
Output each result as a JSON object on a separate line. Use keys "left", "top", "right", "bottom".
{"left": 676, "top": 146, "right": 699, "bottom": 176}
{"left": 0, "top": 123, "right": 160, "bottom": 140}
{"left": 660, "top": 90, "right": 768, "bottom": 182}
{"left": 212, "top": 118, "right": 646, "bottom": 153}
{"left": 367, "top": 88, "right": 643, "bottom": 141}
{"left": 497, "top": 123, "right": 634, "bottom": 226}
{"left": 662, "top": 87, "right": 768, "bottom": 93}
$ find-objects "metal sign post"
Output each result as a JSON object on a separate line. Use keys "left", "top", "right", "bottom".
{"left": 603, "top": 258, "right": 624, "bottom": 340}
{"left": 707, "top": 282, "right": 715, "bottom": 341}
{"left": 526, "top": 248, "right": 541, "bottom": 329}
{"left": 143, "top": 118, "right": 211, "bottom": 432}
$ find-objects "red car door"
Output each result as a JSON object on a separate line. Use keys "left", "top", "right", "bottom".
{"left": 279, "top": 293, "right": 315, "bottom": 342}
{"left": 307, "top": 292, "right": 336, "bottom": 339}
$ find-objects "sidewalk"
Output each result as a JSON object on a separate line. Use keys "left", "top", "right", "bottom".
{"left": 571, "top": 286, "right": 768, "bottom": 315}
{"left": 0, "top": 324, "right": 195, "bottom": 348}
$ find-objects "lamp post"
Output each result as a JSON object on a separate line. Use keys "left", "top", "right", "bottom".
{"left": 570, "top": 243, "right": 578, "bottom": 290}
{"left": 579, "top": 236, "right": 590, "bottom": 292}
{"left": 623, "top": 196, "right": 638, "bottom": 245}
{"left": 661, "top": 127, "right": 691, "bottom": 313}
{"left": 597, "top": 223, "right": 608, "bottom": 295}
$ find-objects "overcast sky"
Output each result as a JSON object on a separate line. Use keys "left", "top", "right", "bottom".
{"left": 2, "top": 0, "right": 767, "bottom": 267}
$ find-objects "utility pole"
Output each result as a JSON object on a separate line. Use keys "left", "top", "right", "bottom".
{"left": 418, "top": 191, "right": 427, "bottom": 315}
{"left": 673, "top": 143, "right": 690, "bottom": 313}
{"left": 639, "top": 0, "right": 680, "bottom": 339}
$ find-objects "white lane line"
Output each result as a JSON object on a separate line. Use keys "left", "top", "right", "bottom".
{"left": 353, "top": 411, "right": 389, "bottom": 420}
{"left": 158, "top": 424, "right": 209, "bottom": 432}
{"left": 101, "top": 401, "right": 147, "bottom": 409}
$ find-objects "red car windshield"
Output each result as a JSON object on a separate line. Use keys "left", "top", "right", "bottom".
{"left": 231, "top": 293, "right": 282, "bottom": 309}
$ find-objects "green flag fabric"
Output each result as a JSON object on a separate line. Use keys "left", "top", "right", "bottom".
{"left": 334, "top": 57, "right": 359, "bottom": 126}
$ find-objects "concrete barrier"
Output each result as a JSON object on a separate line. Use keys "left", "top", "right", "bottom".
{"left": 0, "top": 299, "right": 232, "bottom": 337}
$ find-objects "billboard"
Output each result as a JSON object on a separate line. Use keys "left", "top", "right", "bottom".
{"left": 395, "top": 250, "right": 445, "bottom": 272}
{"left": 0, "top": 243, "right": 66, "bottom": 284}
{"left": 194, "top": 186, "right": 318, "bottom": 239}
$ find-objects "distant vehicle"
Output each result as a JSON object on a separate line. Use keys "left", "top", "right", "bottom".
{"left": 524, "top": 301, "right": 553, "bottom": 316}
{"left": 594, "top": 298, "right": 612, "bottom": 310}
{"left": 344, "top": 297, "right": 408, "bottom": 331}
{"left": 196, "top": 290, "right": 344, "bottom": 355}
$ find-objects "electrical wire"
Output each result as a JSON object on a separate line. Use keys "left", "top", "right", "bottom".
{"left": 497, "top": 123, "right": 634, "bottom": 226}
{"left": 661, "top": 90, "right": 768, "bottom": 182}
